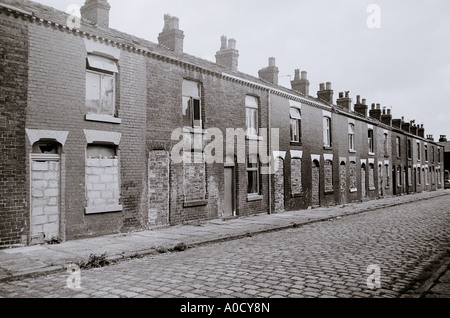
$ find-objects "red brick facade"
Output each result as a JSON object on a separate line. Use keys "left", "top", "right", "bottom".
{"left": 0, "top": 0, "right": 445, "bottom": 246}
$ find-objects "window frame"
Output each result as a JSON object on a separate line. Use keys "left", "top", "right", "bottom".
{"left": 85, "top": 68, "right": 117, "bottom": 118}
{"left": 348, "top": 123, "right": 355, "bottom": 152}
{"left": 290, "top": 107, "right": 302, "bottom": 143}
{"left": 245, "top": 96, "right": 259, "bottom": 137}
{"left": 368, "top": 129, "right": 374, "bottom": 154}
{"left": 396, "top": 137, "right": 401, "bottom": 158}
{"left": 182, "top": 80, "right": 203, "bottom": 129}
{"left": 247, "top": 154, "right": 260, "bottom": 197}
{"left": 323, "top": 116, "right": 332, "bottom": 148}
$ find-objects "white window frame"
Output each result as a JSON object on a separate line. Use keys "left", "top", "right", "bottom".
{"left": 348, "top": 123, "right": 355, "bottom": 152}
{"left": 247, "top": 154, "right": 260, "bottom": 197}
{"left": 368, "top": 129, "right": 374, "bottom": 154}
{"left": 290, "top": 107, "right": 301, "bottom": 143}
{"left": 182, "top": 80, "right": 202, "bottom": 129}
{"left": 323, "top": 116, "right": 332, "bottom": 148}
{"left": 85, "top": 54, "right": 119, "bottom": 123}
{"left": 246, "top": 96, "right": 259, "bottom": 137}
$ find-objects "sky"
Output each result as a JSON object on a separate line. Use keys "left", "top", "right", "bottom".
{"left": 32, "top": 0, "right": 450, "bottom": 140}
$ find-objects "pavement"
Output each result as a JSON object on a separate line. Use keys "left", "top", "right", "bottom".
{"left": 1, "top": 189, "right": 449, "bottom": 298}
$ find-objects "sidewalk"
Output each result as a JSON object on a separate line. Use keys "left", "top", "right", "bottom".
{"left": 1, "top": 190, "right": 449, "bottom": 286}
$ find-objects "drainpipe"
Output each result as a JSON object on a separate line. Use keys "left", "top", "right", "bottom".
{"left": 268, "top": 90, "right": 272, "bottom": 215}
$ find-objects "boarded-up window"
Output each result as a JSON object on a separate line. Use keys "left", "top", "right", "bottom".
{"left": 184, "top": 154, "right": 207, "bottom": 202}
{"left": 85, "top": 145, "right": 122, "bottom": 214}
{"left": 291, "top": 158, "right": 302, "bottom": 196}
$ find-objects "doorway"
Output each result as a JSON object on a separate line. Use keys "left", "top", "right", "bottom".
{"left": 224, "top": 167, "right": 236, "bottom": 218}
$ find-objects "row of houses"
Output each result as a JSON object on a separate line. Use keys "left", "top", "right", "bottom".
{"left": 0, "top": 0, "right": 446, "bottom": 247}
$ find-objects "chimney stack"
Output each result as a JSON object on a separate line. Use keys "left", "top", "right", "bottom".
{"left": 215, "top": 36, "right": 239, "bottom": 72}
{"left": 317, "top": 82, "right": 334, "bottom": 104}
{"left": 354, "top": 95, "right": 368, "bottom": 117}
{"left": 258, "top": 57, "right": 279, "bottom": 85}
{"left": 427, "top": 135, "right": 434, "bottom": 141}
{"left": 392, "top": 118, "right": 402, "bottom": 129}
{"left": 80, "top": 0, "right": 111, "bottom": 29}
{"left": 291, "top": 69, "right": 310, "bottom": 95}
{"left": 418, "top": 124, "right": 425, "bottom": 138}
{"left": 381, "top": 107, "right": 392, "bottom": 126}
{"left": 158, "top": 14, "right": 185, "bottom": 53}
{"left": 369, "top": 103, "right": 382, "bottom": 121}
{"left": 439, "top": 135, "right": 447, "bottom": 142}
{"left": 336, "top": 91, "right": 352, "bottom": 111}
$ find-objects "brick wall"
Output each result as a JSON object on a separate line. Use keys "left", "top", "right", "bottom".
{"left": 0, "top": 12, "right": 29, "bottom": 247}
{"left": 273, "top": 158, "right": 285, "bottom": 213}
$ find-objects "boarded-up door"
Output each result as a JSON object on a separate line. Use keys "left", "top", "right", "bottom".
{"left": 312, "top": 160, "right": 320, "bottom": 207}
{"left": 339, "top": 162, "right": 347, "bottom": 204}
{"left": 361, "top": 164, "right": 367, "bottom": 198}
{"left": 274, "top": 158, "right": 285, "bottom": 213}
{"left": 148, "top": 151, "right": 170, "bottom": 226}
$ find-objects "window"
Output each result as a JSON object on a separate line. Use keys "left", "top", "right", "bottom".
{"left": 407, "top": 140, "right": 412, "bottom": 159}
{"left": 86, "top": 55, "right": 118, "bottom": 118}
{"left": 432, "top": 147, "right": 435, "bottom": 163}
{"left": 290, "top": 108, "right": 302, "bottom": 143}
{"left": 417, "top": 142, "right": 421, "bottom": 161}
{"left": 246, "top": 96, "right": 259, "bottom": 136}
{"left": 182, "top": 80, "right": 202, "bottom": 128}
{"left": 425, "top": 145, "right": 428, "bottom": 162}
{"left": 417, "top": 167, "right": 421, "bottom": 185}
{"left": 85, "top": 144, "right": 122, "bottom": 214}
{"left": 247, "top": 154, "right": 259, "bottom": 195}
{"left": 397, "top": 166, "right": 402, "bottom": 187}
{"left": 384, "top": 133, "right": 389, "bottom": 157}
{"left": 396, "top": 137, "right": 401, "bottom": 158}
{"left": 348, "top": 124, "right": 355, "bottom": 152}
{"left": 438, "top": 148, "right": 441, "bottom": 163}
{"left": 323, "top": 117, "right": 332, "bottom": 147}
{"left": 368, "top": 129, "right": 374, "bottom": 154}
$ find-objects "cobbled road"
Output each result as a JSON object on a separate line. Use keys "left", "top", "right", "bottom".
{"left": 1, "top": 195, "right": 449, "bottom": 298}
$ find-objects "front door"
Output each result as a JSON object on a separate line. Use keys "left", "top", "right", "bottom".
{"left": 30, "top": 152, "right": 60, "bottom": 244}
{"left": 224, "top": 167, "right": 235, "bottom": 217}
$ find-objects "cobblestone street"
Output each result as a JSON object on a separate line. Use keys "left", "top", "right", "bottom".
{"left": 0, "top": 195, "right": 449, "bottom": 299}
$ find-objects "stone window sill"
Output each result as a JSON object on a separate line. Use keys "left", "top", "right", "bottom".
{"left": 247, "top": 194, "right": 263, "bottom": 202}
{"left": 246, "top": 135, "right": 263, "bottom": 141}
{"left": 86, "top": 114, "right": 122, "bottom": 124}
{"left": 349, "top": 150, "right": 357, "bottom": 153}
{"left": 291, "top": 193, "right": 303, "bottom": 198}
{"left": 323, "top": 146, "right": 333, "bottom": 151}
{"left": 85, "top": 205, "right": 123, "bottom": 215}
{"left": 369, "top": 187, "right": 376, "bottom": 191}
{"left": 349, "top": 188, "right": 358, "bottom": 193}
{"left": 183, "top": 200, "right": 208, "bottom": 208}
{"left": 368, "top": 152, "right": 375, "bottom": 156}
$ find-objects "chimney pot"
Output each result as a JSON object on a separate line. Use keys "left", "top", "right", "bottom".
{"left": 319, "top": 83, "right": 325, "bottom": 91}
{"left": 376, "top": 103, "right": 381, "bottom": 110}
{"left": 339, "top": 92, "right": 344, "bottom": 99}
{"left": 326, "top": 82, "right": 332, "bottom": 90}
{"left": 220, "top": 35, "right": 227, "bottom": 49}
{"left": 228, "top": 38, "right": 237, "bottom": 49}
{"left": 294, "top": 69, "right": 300, "bottom": 80}
{"left": 371, "top": 103, "right": 376, "bottom": 110}
{"left": 356, "top": 95, "right": 361, "bottom": 104}
{"left": 301, "top": 71, "right": 307, "bottom": 80}
{"left": 362, "top": 99, "right": 367, "bottom": 105}
{"left": 268, "top": 57, "right": 276, "bottom": 67}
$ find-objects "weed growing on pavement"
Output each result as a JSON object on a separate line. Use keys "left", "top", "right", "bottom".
{"left": 77, "top": 252, "right": 111, "bottom": 269}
